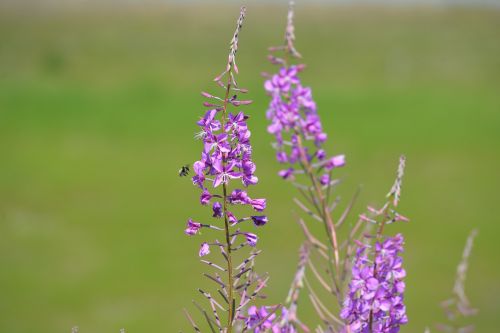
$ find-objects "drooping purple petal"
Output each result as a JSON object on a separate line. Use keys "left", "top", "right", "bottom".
{"left": 251, "top": 215, "right": 268, "bottom": 226}
{"left": 212, "top": 201, "right": 223, "bottom": 218}
{"left": 199, "top": 242, "right": 210, "bottom": 257}
{"left": 185, "top": 219, "right": 202, "bottom": 236}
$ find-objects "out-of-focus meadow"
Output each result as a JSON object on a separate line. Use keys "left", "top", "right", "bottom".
{"left": 0, "top": 1, "right": 499, "bottom": 332}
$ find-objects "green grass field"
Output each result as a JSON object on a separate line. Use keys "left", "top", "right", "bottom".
{"left": 0, "top": 3, "right": 499, "bottom": 332}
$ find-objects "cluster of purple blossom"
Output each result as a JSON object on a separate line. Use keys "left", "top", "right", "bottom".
{"left": 265, "top": 65, "right": 345, "bottom": 182}
{"left": 340, "top": 235, "right": 408, "bottom": 333}
{"left": 243, "top": 306, "right": 297, "bottom": 333}
{"left": 185, "top": 103, "right": 267, "bottom": 256}
{"left": 184, "top": 20, "right": 268, "bottom": 257}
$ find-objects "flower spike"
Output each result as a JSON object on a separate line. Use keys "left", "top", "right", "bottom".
{"left": 182, "top": 7, "right": 268, "bottom": 332}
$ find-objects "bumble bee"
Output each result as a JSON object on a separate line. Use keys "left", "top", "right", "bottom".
{"left": 178, "top": 164, "right": 190, "bottom": 177}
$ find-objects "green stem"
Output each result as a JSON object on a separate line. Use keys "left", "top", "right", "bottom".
{"left": 295, "top": 134, "right": 342, "bottom": 304}
{"left": 220, "top": 69, "right": 235, "bottom": 333}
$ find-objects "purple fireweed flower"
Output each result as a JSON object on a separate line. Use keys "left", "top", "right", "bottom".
{"left": 200, "top": 189, "right": 212, "bottom": 205}
{"left": 199, "top": 242, "right": 210, "bottom": 257}
{"left": 341, "top": 234, "right": 408, "bottom": 333}
{"left": 242, "top": 160, "right": 259, "bottom": 187}
{"left": 245, "top": 306, "right": 276, "bottom": 333}
{"left": 325, "top": 154, "right": 346, "bottom": 171}
{"left": 228, "top": 189, "right": 267, "bottom": 212}
{"left": 226, "top": 211, "right": 238, "bottom": 224}
{"left": 185, "top": 219, "right": 202, "bottom": 236}
{"left": 278, "top": 168, "right": 295, "bottom": 180}
{"left": 265, "top": 34, "right": 345, "bottom": 184}
{"left": 319, "top": 174, "right": 330, "bottom": 186}
{"left": 277, "top": 151, "right": 288, "bottom": 163}
{"left": 249, "top": 198, "right": 267, "bottom": 211}
{"left": 237, "top": 232, "right": 258, "bottom": 247}
{"left": 251, "top": 215, "right": 268, "bottom": 226}
{"left": 212, "top": 201, "right": 223, "bottom": 218}
{"left": 213, "top": 158, "right": 241, "bottom": 187}
{"left": 243, "top": 306, "right": 298, "bottom": 333}
{"left": 316, "top": 149, "right": 326, "bottom": 160}
{"left": 229, "top": 189, "right": 249, "bottom": 204}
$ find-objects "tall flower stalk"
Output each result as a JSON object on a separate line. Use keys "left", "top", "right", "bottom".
{"left": 340, "top": 157, "right": 410, "bottom": 332}
{"left": 435, "top": 230, "right": 478, "bottom": 333}
{"left": 265, "top": 1, "right": 345, "bottom": 297}
{"left": 184, "top": 7, "right": 269, "bottom": 333}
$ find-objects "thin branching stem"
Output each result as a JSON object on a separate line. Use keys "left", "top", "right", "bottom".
{"left": 221, "top": 67, "right": 235, "bottom": 333}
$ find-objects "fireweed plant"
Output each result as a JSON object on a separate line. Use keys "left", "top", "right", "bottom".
{"left": 182, "top": 7, "right": 272, "bottom": 333}
{"left": 261, "top": 3, "right": 478, "bottom": 333}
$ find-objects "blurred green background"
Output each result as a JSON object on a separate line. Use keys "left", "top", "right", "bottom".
{"left": 1, "top": 1, "right": 499, "bottom": 332}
